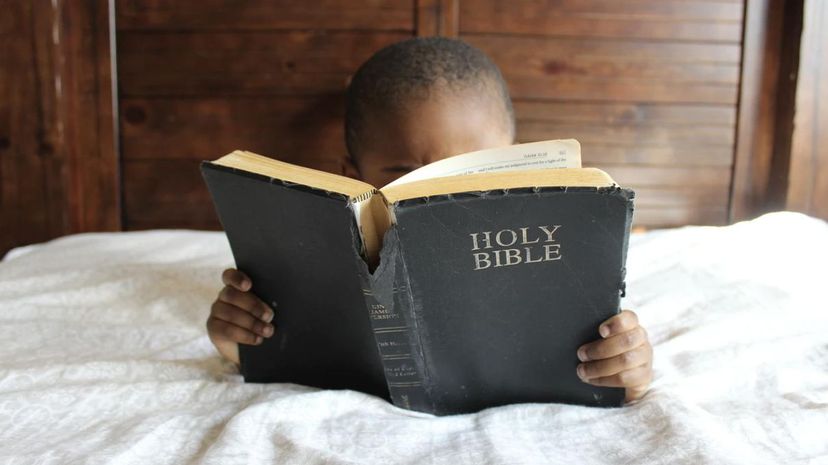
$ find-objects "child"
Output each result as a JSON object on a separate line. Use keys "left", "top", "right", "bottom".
{"left": 206, "top": 37, "right": 653, "bottom": 402}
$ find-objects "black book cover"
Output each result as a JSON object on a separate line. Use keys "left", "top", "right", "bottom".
{"left": 202, "top": 160, "right": 634, "bottom": 416}
{"left": 365, "top": 187, "right": 634, "bottom": 415}
{"left": 201, "top": 163, "right": 389, "bottom": 399}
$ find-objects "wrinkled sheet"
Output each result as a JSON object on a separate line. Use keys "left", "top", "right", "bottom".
{"left": 0, "top": 211, "right": 826, "bottom": 464}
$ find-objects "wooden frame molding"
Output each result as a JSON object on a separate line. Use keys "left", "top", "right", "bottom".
{"left": 416, "top": 0, "right": 459, "bottom": 37}
{"left": 59, "top": 0, "right": 121, "bottom": 232}
{"left": 787, "top": 0, "right": 828, "bottom": 217}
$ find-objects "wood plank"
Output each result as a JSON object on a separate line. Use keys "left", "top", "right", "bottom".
{"left": 120, "top": 97, "right": 348, "bottom": 167}
{"left": 416, "top": 0, "right": 459, "bottom": 36}
{"left": 787, "top": 0, "right": 828, "bottom": 220}
{"left": 632, "top": 184, "right": 731, "bottom": 208}
{"left": 513, "top": 101, "right": 737, "bottom": 126}
{"left": 548, "top": 143, "right": 733, "bottom": 166}
{"left": 591, "top": 164, "right": 732, "bottom": 187}
{"left": 517, "top": 121, "right": 735, "bottom": 148}
{"left": 633, "top": 205, "right": 729, "bottom": 227}
{"left": 123, "top": 159, "right": 218, "bottom": 228}
{"left": 514, "top": 100, "right": 737, "bottom": 165}
{"left": 116, "top": 0, "right": 414, "bottom": 32}
{"left": 461, "top": 0, "right": 743, "bottom": 42}
{"left": 465, "top": 35, "right": 741, "bottom": 103}
{"left": 730, "top": 0, "right": 786, "bottom": 221}
{"left": 127, "top": 218, "right": 222, "bottom": 231}
{"left": 0, "top": 0, "right": 65, "bottom": 256}
{"left": 466, "top": 34, "right": 742, "bottom": 64}
{"left": 464, "top": 0, "right": 744, "bottom": 21}
{"left": 60, "top": 0, "right": 121, "bottom": 232}
{"left": 117, "top": 31, "right": 410, "bottom": 96}
{"left": 121, "top": 97, "right": 737, "bottom": 164}
{"left": 0, "top": 0, "right": 119, "bottom": 256}
{"left": 506, "top": 77, "right": 737, "bottom": 104}
{"left": 122, "top": 158, "right": 344, "bottom": 229}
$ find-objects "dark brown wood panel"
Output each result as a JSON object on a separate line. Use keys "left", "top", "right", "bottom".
{"left": 565, "top": 145, "right": 733, "bottom": 166}
{"left": 514, "top": 101, "right": 735, "bottom": 166}
{"left": 517, "top": 122, "right": 734, "bottom": 149}
{"left": 460, "top": 0, "right": 743, "bottom": 42}
{"left": 730, "top": 0, "right": 788, "bottom": 221}
{"left": 122, "top": 159, "right": 220, "bottom": 230}
{"left": 513, "top": 101, "right": 737, "bottom": 126}
{"left": 121, "top": 97, "right": 736, "bottom": 167}
{"left": 60, "top": 0, "right": 121, "bottom": 233}
{"left": 0, "top": 0, "right": 65, "bottom": 255}
{"left": 591, "top": 164, "right": 732, "bottom": 188}
{"left": 787, "top": 0, "right": 828, "bottom": 219}
{"left": 465, "top": 35, "right": 741, "bottom": 103}
{"left": 0, "top": 0, "right": 119, "bottom": 257}
{"left": 633, "top": 185, "right": 731, "bottom": 208}
{"left": 114, "top": 0, "right": 749, "bottom": 231}
{"left": 117, "top": 31, "right": 411, "bottom": 96}
{"left": 116, "top": 0, "right": 414, "bottom": 32}
{"left": 460, "top": 3, "right": 743, "bottom": 228}
{"left": 120, "top": 96, "right": 348, "bottom": 167}
{"left": 417, "top": 0, "right": 459, "bottom": 36}
{"left": 633, "top": 205, "right": 729, "bottom": 227}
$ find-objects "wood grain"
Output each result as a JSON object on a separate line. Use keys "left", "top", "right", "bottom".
{"left": 120, "top": 96, "right": 348, "bottom": 166}
{"left": 0, "top": 0, "right": 119, "bottom": 256}
{"left": 730, "top": 0, "right": 786, "bottom": 221}
{"left": 517, "top": 122, "right": 735, "bottom": 148}
{"left": 60, "top": 0, "right": 121, "bottom": 232}
{"left": 460, "top": 0, "right": 743, "bottom": 42}
{"left": 513, "top": 101, "right": 737, "bottom": 126}
{"left": 113, "top": 0, "right": 749, "bottom": 230}
{"left": 116, "top": 0, "right": 414, "bottom": 32}
{"left": 0, "top": 0, "right": 64, "bottom": 256}
{"left": 417, "top": 0, "right": 459, "bottom": 36}
{"left": 465, "top": 35, "right": 741, "bottom": 103}
{"left": 787, "top": 0, "right": 828, "bottom": 219}
{"left": 117, "top": 31, "right": 410, "bottom": 96}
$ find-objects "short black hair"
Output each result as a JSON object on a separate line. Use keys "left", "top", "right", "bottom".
{"left": 345, "top": 36, "right": 515, "bottom": 160}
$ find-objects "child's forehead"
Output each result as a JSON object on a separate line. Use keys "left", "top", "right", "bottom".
{"left": 362, "top": 91, "right": 512, "bottom": 163}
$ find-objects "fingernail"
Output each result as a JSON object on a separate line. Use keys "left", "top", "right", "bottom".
{"left": 241, "top": 280, "right": 251, "bottom": 291}
{"left": 255, "top": 336, "right": 263, "bottom": 345}
{"left": 577, "top": 346, "right": 589, "bottom": 362}
{"left": 264, "top": 309, "right": 274, "bottom": 323}
{"left": 264, "top": 324, "right": 274, "bottom": 337}
{"left": 599, "top": 325, "right": 610, "bottom": 338}
{"left": 577, "top": 364, "right": 586, "bottom": 379}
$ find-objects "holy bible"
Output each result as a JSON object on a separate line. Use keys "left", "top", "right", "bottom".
{"left": 200, "top": 139, "right": 635, "bottom": 415}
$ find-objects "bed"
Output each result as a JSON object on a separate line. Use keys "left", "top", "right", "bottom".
{"left": 1, "top": 211, "right": 826, "bottom": 464}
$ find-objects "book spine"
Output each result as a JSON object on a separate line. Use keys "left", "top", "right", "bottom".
{"left": 358, "top": 229, "right": 431, "bottom": 413}
{"left": 361, "top": 283, "right": 431, "bottom": 412}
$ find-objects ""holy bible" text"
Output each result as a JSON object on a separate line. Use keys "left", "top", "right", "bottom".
{"left": 469, "top": 225, "right": 563, "bottom": 270}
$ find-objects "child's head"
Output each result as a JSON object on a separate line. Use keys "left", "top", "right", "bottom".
{"left": 345, "top": 37, "right": 515, "bottom": 186}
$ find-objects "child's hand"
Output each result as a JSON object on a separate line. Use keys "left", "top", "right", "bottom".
{"left": 206, "top": 268, "right": 275, "bottom": 365}
{"left": 576, "top": 309, "right": 653, "bottom": 402}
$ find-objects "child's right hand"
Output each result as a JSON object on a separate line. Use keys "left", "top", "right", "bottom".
{"left": 206, "top": 268, "right": 275, "bottom": 365}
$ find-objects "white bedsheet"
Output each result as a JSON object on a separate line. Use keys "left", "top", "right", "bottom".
{"left": 0, "top": 211, "right": 826, "bottom": 464}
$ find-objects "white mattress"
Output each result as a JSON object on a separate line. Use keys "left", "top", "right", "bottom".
{"left": 0, "top": 212, "right": 826, "bottom": 464}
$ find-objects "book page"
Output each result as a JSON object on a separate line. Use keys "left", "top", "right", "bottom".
{"left": 382, "top": 139, "right": 582, "bottom": 189}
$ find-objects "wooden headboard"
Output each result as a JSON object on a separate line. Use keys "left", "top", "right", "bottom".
{"left": 117, "top": 0, "right": 740, "bottom": 230}
{"left": 4, "top": 0, "right": 826, "bottom": 256}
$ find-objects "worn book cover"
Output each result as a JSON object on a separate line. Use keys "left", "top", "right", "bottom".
{"left": 201, "top": 139, "right": 634, "bottom": 415}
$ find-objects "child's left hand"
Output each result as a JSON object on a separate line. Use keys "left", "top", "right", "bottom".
{"left": 576, "top": 309, "right": 653, "bottom": 402}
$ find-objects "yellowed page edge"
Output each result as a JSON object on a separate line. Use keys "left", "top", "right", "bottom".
{"left": 380, "top": 167, "right": 616, "bottom": 204}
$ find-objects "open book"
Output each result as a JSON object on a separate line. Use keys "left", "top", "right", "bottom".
{"left": 201, "top": 139, "right": 634, "bottom": 415}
